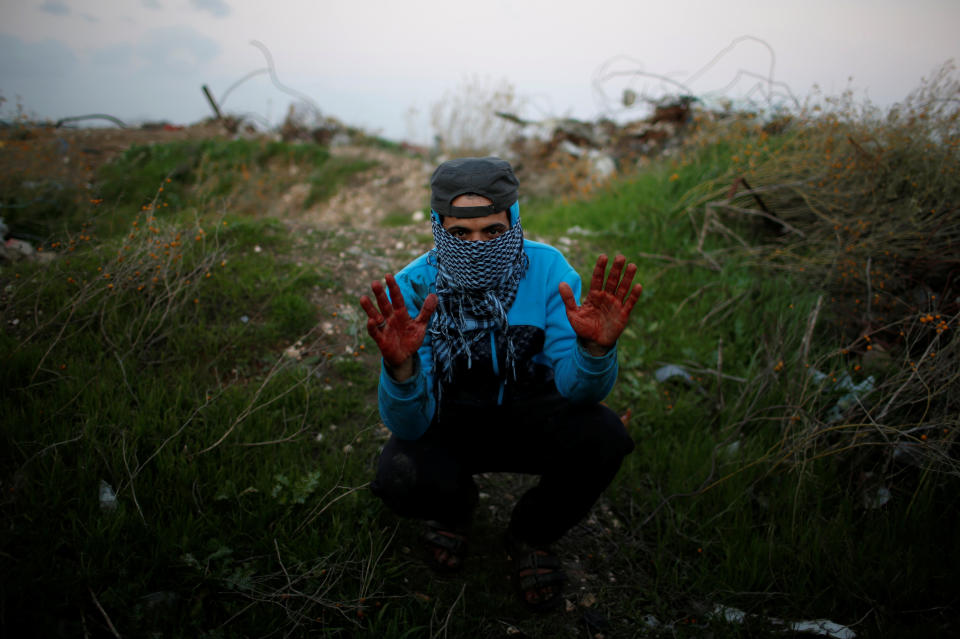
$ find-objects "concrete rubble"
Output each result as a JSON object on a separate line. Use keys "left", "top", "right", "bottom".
{"left": 494, "top": 95, "right": 703, "bottom": 197}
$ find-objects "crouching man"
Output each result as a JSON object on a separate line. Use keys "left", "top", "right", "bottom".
{"left": 359, "top": 156, "right": 642, "bottom": 611}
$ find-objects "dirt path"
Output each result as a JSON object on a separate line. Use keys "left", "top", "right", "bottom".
{"left": 299, "top": 145, "right": 433, "bottom": 230}
{"left": 281, "top": 146, "right": 634, "bottom": 623}
{"left": 280, "top": 145, "right": 437, "bottom": 305}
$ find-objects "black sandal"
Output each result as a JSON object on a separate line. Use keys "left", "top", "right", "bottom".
{"left": 421, "top": 520, "right": 468, "bottom": 574}
{"left": 506, "top": 534, "right": 567, "bottom": 612}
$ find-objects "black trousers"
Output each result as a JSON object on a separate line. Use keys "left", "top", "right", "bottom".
{"left": 370, "top": 398, "right": 635, "bottom": 546}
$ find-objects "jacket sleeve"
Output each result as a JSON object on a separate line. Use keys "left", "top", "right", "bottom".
{"left": 542, "top": 264, "right": 619, "bottom": 403}
{"left": 375, "top": 267, "right": 437, "bottom": 440}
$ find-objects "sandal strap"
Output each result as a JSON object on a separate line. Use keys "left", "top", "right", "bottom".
{"left": 518, "top": 569, "right": 567, "bottom": 592}
{"left": 516, "top": 552, "right": 567, "bottom": 612}
{"left": 422, "top": 528, "right": 466, "bottom": 553}
{"left": 421, "top": 520, "right": 469, "bottom": 574}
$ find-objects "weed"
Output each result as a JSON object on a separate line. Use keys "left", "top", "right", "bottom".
{"left": 305, "top": 156, "right": 378, "bottom": 207}
{"left": 521, "top": 73, "right": 960, "bottom": 631}
{"left": 3, "top": 71, "right": 959, "bottom": 636}
{"left": 430, "top": 75, "right": 525, "bottom": 156}
{"left": 674, "top": 62, "right": 960, "bottom": 482}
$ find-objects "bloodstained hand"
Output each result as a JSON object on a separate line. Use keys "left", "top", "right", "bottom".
{"left": 359, "top": 274, "right": 437, "bottom": 378}
{"left": 559, "top": 254, "right": 643, "bottom": 353}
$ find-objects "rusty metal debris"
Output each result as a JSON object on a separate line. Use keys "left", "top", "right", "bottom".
{"left": 55, "top": 114, "right": 128, "bottom": 129}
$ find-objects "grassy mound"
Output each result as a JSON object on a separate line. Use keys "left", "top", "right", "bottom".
{"left": 2, "top": 69, "right": 958, "bottom": 636}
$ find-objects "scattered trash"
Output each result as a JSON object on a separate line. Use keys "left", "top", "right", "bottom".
{"left": 714, "top": 606, "right": 747, "bottom": 623}
{"left": 892, "top": 441, "right": 925, "bottom": 468}
{"left": 654, "top": 363, "right": 708, "bottom": 396}
{"left": 283, "top": 340, "right": 305, "bottom": 360}
{"left": 858, "top": 471, "right": 892, "bottom": 510}
{"left": 98, "top": 480, "right": 117, "bottom": 512}
{"left": 809, "top": 369, "right": 875, "bottom": 422}
{"left": 1, "top": 238, "right": 35, "bottom": 262}
{"left": 723, "top": 440, "right": 742, "bottom": 457}
{"left": 240, "top": 315, "right": 250, "bottom": 323}
{"left": 586, "top": 149, "right": 616, "bottom": 180}
{"left": 494, "top": 96, "right": 701, "bottom": 198}
{"left": 654, "top": 364, "right": 694, "bottom": 385}
{"left": 863, "top": 484, "right": 892, "bottom": 509}
{"left": 712, "top": 604, "right": 856, "bottom": 638}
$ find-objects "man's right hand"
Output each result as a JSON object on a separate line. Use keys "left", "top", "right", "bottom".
{"left": 359, "top": 274, "right": 438, "bottom": 382}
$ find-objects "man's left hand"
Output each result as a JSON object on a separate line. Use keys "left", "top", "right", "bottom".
{"left": 559, "top": 254, "right": 643, "bottom": 356}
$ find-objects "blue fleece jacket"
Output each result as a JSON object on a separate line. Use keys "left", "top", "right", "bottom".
{"left": 377, "top": 237, "right": 619, "bottom": 440}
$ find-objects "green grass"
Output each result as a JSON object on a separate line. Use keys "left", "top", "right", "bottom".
{"left": 520, "top": 136, "right": 960, "bottom": 636}
{"left": 2, "top": 110, "right": 958, "bottom": 637}
{"left": 304, "top": 156, "right": 378, "bottom": 207}
{"left": 1, "top": 137, "right": 365, "bottom": 243}
{"left": 381, "top": 210, "right": 421, "bottom": 228}
{"left": 0, "top": 136, "right": 387, "bottom": 636}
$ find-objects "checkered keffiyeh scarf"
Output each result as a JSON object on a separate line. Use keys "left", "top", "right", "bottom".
{"left": 428, "top": 218, "right": 529, "bottom": 388}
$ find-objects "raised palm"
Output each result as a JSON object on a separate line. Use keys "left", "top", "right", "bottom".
{"left": 360, "top": 274, "right": 437, "bottom": 370}
{"left": 559, "top": 254, "right": 642, "bottom": 349}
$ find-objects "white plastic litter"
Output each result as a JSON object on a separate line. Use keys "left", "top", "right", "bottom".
{"left": 810, "top": 369, "right": 875, "bottom": 422}
{"left": 99, "top": 480, "right": 118, "bottom": 512}
{"left": 641, "top": 614, "right": 661, "bottom": 629}
{"left": 712, "top": 604, "right": 856, "bottom": 638}
{"left": 654, "top": 364, "right": 694, "bottom": 385}
{"left": 654, "top": 363, "right": 710, "bottom": 397}
{"left": 863, "top": 485, "right": 892, "bottom": 509}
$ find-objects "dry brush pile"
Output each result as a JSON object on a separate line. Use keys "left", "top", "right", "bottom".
{"left": 683, "top": 63, "right": 960, "bottom": 482}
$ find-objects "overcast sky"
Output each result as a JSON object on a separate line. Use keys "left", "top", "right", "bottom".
{"left": 1, "top": 0, "right": 957, "bottom": 142}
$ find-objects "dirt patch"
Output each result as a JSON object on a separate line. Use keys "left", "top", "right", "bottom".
{"left": 297, "top": 145, "right": 433, "bottom": 229}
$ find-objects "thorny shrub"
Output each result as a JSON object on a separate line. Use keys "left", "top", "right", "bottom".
{"left": 429, "top": 75, "right": 525, "bottom": 157}
{"left": 681, "top": 62, "right": 960, "bottom": 479}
